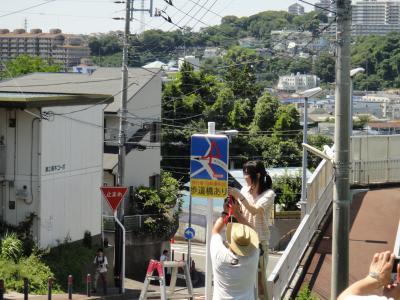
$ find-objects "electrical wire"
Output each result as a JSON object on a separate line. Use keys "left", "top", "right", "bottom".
{"left": 0, "top": 0, "right": 56, "bottom": 18}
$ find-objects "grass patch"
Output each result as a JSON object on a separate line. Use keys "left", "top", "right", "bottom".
{"left": 43, "top": 240, "right": 96, "bottom": 292}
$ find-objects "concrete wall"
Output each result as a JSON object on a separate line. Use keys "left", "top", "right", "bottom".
{"left": 39, "top": 104, "right": 104, "bottom": 247}
{"left": 104, "top": 231, "right": 163, "bottom": 281}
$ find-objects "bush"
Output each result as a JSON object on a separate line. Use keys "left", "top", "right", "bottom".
{"left": 0, "top": 233, "right": 23, "bottom": 262}
{"left": 296, "top": 285, "right": 319, "bottom": 300}
{"left": 0, "top": 254, "right": 59, "bottom": 294}
{"left": 83, "top": 231, "right": 92, "bottom": 249}
{"left": 273, "top": 174, "right": 302, "bottom": 211}
{"left": 43, "top": 241, "right": 94, "bottom": 291}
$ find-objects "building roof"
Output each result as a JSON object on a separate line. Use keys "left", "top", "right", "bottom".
{"left": 142, "top": 61, "right": 166, "bottom": 69}
{"left": 368, "top": 121, "right": 400, "bottom": 129}
{"left": 0, "top": 67, "right": 160, "bottom": 113}
{"left": 0, "top": 91, "right": 113, "bottom": 108}
{"left": 302, "top": 188, "right": 400, "bottom": 299}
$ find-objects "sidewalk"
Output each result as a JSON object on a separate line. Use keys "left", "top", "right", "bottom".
{"left": 4, "top": 276, "right": 206, "bottom": 300}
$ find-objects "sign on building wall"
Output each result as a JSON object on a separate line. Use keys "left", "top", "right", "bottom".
{"left": 190, "top": 134, "right": 228, "bottom": 198}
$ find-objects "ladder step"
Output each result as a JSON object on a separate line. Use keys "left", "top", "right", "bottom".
{"left": 167, "top": 294, "right": 194, "bottom": 299}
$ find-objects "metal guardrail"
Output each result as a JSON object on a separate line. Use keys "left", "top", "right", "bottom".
{"left": 102, "top": 214, "right": 159, "bottom": 232}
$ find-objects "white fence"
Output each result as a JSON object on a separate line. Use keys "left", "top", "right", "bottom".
{"left": 351, "top": 135, "right": 400, "bottom": 185}
{"left": 267, "top": 158, "right": 334, "bottom": 300}
{"left": 266, "top": 134, "right": 400, "bottom": 299}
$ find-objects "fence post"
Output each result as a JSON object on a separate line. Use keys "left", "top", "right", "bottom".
{"left": 86, "top": 274, "right": 91, "bottom": 297}
{"left": 67, "top": 275, "right": 73, "bottom": 299}
{"left": 47, "top": 278, "right": 52, "bottom": 300}
{"left": 0, "top": 279, "right": 4, "bottom": 300}
{"left": 23, "top": 278, "right": 29, "bottom": 300}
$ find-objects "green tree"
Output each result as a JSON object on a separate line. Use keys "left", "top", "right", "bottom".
{"left": 1, "top": 55, "right": 62, "bottom": 78}
{"left": 273, "top": 105, "right": 301, "bottom": 140}
{"left": 228, "top": 99, "right": 253, "bottom": 129}
{"left": 223, "top": 46, "right": 263, "bottom": 101}
{"left": 313, "top": 52, "right": 335, "bottom": 83}
{"left": 250, "top": 92, "right": 280, "bottom": 132}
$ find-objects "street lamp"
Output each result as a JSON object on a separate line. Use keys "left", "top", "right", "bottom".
{"left": 299, "top": 87, "right": 322, "bottom": 217}
{"left": 349, "top": 68, "right": 365, "bottom": 136}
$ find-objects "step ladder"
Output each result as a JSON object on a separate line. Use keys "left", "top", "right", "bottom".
{"left": 139, "top": 259, "right": 194, "bottom": 300}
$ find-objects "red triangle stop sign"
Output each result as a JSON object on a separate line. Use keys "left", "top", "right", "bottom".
{"left": 100, "top": 186, "right": 128, "bottom": 212}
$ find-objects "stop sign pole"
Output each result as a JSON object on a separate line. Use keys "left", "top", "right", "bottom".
{"left": 100, "top": 187, "right": 127, "bottom": 293}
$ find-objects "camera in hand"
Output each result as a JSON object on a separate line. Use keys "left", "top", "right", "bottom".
{"left": 392, "top": 257, "right": 400, "bottom": 283}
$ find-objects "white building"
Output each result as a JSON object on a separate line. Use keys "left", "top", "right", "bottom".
{"left": 0, "top": 28, "right": 90, "bottom": 71}
{"left": 277, "top": 73, "right": 320, "bottom": 92}
{"left": 352, "top": 0, "right": 400, "bottom": 35}
{"left": 0, "top": 67, "right": 162, "bottom": 228}
{"left": 0, "top": 90, "right": 113, "bottom": 247}
{"left": 288, "top": 3, "right": 305, "bottom": 15}
{"left": 178, "top": 55, "right": 200, "bottom": 70}
{"left": 203, "top": 47, "right": 220, "bottom": 59}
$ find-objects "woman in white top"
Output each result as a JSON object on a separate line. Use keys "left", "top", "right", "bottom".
{"left": 229, "top": 160, "right": 276, "bottom": 300}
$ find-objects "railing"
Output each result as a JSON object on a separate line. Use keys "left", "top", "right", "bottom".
{"left": 351, "top": 135, "right": 400, "bottom": 185}
{"left": 0, "top": 145, "right": 6, "bottom": 176}
{"left": 102, "top": 214, "right": 159, "bottom": 232}
{"left": 266, "top": 135, "right": 400, "bottom": 299}
{"left": 267, "top": 157, "right": 334, "bottom": 300}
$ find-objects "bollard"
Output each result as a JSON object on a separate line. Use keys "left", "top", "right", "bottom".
{"left": 67, "top": 275, "right": 73, "bottom": 300}
{"left": 23, "top": 278, "right": 29, "bottom": 300}
{"left": 0, "top": 279, "right": 4, "bottom": 300}
{"left": 172, "top": 249, "right": 175, "bottom": 261}
{"left": 182, "top": 253, "right": 185, "bottom": 261}
{"left": 86, "top": 274, "right": 91, "bottom": 297}
{"left": 47, "top": 278, "right": 52, "bottom": 300}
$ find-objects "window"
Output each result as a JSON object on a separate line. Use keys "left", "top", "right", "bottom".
{"left": 149, "top": 174, "right": 161, "bottom": 190}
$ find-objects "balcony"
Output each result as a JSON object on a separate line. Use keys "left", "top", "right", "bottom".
{"left": 0, "top": 145, "right": 5, "bottom": 176}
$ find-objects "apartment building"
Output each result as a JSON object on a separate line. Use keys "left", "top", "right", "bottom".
{"left": 352, "top": 0, "right": 400, "bottom": 35}
{"left": 0, "top": 28, "right": 90, "bottom": 70}
{"left": 320, "top": 0, "right": 400, "bottom": 36}
{"left": 277, "top": 73, "right": 320, "bottom": 92}
{"left": 0, "top": 90, "right": 113, "bottom": 247}
{"left": 288, "top": 3, "right": 305, "bottom": 15}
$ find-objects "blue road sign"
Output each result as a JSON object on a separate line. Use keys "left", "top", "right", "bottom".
{"left": 184, "top": 227, "right": 195, "bottom": 240}
{"left": 190, "top": 134, "right": 229, "bottom": 198}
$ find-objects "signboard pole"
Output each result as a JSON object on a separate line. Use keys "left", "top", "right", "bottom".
{"left": 100, "top": 187, "right": 128, "bottom": 294}
{"left": 205, "top": 122, "right": 215, "bottom": 300}
{"left": 114, "top": 211, "right": 126, "bottom": 293}
{"left": 189, "top": 122, "right": 228, "bottom": 300}
{"left": 187, "top": 193, "right": 192, "bottom": 268}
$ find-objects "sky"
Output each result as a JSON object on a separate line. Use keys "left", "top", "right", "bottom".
{"left": 0, "top": 0, "right": 318, "bottom": 35}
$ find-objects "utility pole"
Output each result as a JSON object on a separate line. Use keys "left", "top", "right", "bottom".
{"left": 115, "top": 0, "right": 131, "bottom": 293}
{"left": 331, "top": 0, "right": 352, "bottom": 298}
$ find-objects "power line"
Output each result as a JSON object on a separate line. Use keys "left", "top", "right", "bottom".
{"left": 0, "top": 0, "right": 57, "bottom": 18}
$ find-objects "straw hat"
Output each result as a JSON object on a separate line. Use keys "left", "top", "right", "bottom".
{"left": 226, "top": 223, "right": 259, "bottom": 257}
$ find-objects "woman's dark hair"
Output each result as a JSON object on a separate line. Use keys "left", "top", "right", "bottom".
{"left": 243, "top": 160, "right": 272, "bottom": 195}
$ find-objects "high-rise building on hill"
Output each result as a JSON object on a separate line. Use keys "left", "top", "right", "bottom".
{"left": 288, "top": 3, "right": 305, "bottom": 15}
{"left": 0, "top": 28, "right": 90, "bottom": 70}
{"left": 352, "top": 0, "right": 400, "bottom": 35}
